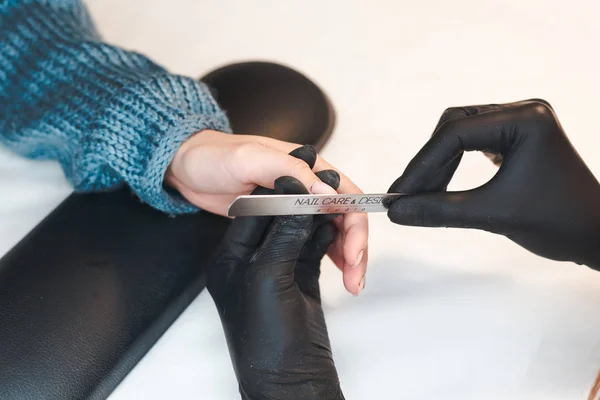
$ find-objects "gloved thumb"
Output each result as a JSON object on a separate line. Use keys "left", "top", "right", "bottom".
{"left": 388, "top": 190, "right": 496, "bottom": 232}
{"left": 251, "top": 177, "right": 313, "bottom": 272}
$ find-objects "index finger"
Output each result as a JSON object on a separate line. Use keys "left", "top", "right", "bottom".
{"left": 390, "top": 100, "right": 551, "bottom": 195}
{"left": 388, "top": 109, "right": 512, "bottom": 194}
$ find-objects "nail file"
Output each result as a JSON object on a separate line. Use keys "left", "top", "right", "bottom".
{"left": 227, "top": 193, "right": 406, "bottom": 217}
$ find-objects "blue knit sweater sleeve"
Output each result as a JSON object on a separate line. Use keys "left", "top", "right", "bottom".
{"left": 0, "top": 0, "right": 232, "bottom": 213}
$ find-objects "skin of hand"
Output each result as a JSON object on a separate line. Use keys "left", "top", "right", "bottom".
{"left": 166, "top": 130, "right": 367, "bottom": 295}
{"left": 388, "top": 99, "right": 600, "bottom": 269}
{"left": 207, "top": 155, "right": 345, "bottom": 399}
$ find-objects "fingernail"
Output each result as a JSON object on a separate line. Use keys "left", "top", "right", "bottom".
{"left": 311, "top": 181, "right": 337, "bottom": 195}
{"left": 356, "top": 276, "right": 366, "bottom": 295}
{"left": 352, "top": 250, "right": 364, "bottom": 269}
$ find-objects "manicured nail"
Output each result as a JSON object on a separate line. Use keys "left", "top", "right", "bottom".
{"left": 310, "top": 181, "right": 337, "bottom": 195}
{"left": 352, "top": 250, "right": 364, "bottom": 269}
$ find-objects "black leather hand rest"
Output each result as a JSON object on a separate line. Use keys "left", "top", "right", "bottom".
{"left": 0, "top": 189, "right": 230, "bottom": 399}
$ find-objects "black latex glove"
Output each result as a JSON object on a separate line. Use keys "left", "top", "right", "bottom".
{"left": 207, "top": 145, "right": 345, "bottom": 400}
{"left": 388, "top": 99, "right": 600, "bottom": 269}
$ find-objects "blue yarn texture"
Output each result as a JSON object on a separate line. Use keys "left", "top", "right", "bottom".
{"left": 0, "top": 0, "right": 232, "bottom": 213}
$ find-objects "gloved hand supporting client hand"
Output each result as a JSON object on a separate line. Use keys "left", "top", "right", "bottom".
{"left": 207, "top": 145, "right": 345, "bottom": 400}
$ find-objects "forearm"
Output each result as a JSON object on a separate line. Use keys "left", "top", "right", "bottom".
{"left": 0, "top": 0, "right": 230, "bottom": 213}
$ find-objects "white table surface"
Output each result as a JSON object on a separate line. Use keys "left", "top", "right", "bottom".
{"left": 2, "top": 0, "right": 600, "bottom": 399}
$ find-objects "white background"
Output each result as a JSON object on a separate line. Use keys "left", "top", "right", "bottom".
{"left": 2, "top": 0, "right": 600, "bottom": 399}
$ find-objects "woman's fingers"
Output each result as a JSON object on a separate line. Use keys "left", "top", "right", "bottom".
{"left": 329, "top": 213, "right": 368, "bottom": 295}
{"left": 229, "top": 142, "right": 337, "bottom": 196}
{"left": 312, "top": 157, "right": 369, "bottom": 295}
{"left": 182, "top": 144, "right": 338, "bottom": 215}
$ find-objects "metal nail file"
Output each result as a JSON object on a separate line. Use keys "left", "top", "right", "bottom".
{"left": 227, "top": 193, "right": 406, "bottom": 217}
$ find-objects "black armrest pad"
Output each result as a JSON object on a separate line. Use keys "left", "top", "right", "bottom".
{"left": 0, "top": 188, "right": 229, "bottom": 400}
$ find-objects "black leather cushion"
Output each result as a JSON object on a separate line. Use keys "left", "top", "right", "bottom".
{"left": 201, "top": 61, "right": 335, "bottom": 151}
{"left": 0, "top": 189, "right": 230, "bottom": 399}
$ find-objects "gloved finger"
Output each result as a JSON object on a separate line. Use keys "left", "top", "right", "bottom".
{"left": 252, "top": 179, "right": 314, "bottom": 274}
{"left": 391, "top": 99, "right": 555, "bottom": 196}
{"left": 218, "top": 185, "right": 275, "bottom": 260}
{"left": 431, "top": 99, "right": 553, "bottom": 167}
{"left": 388, "top": 104, "right": 535, "bottom": 195}
{"left": 304, "top": 222, "right": 337, "bottom": 261}
{"left": 280, "top": 170, "right": 340, "bottom": 283}
{"left": 388, "top": 189, "right": 503, "bottom": 233}
{"left": 296, "top": 222, "right": 337, "bottom": 299}
{"left": 433, "top": 107, "right": 471, "bottom": 133}
{"left": 289, "top": 144, "right": 318, "bottom": 169}
{"left": 420, "top": 107, "right": 471, "bottom": 192}
{"left": 436, "top": 99, "right": 552, "bottom": 126}
{"left": 311, "top": 170, "right": 342, "bottom": 272}
{"left": 274, "top": 175, "right": 310, "bottom": 195}
{"left": 454, "top": 99, "right": 554, "bottom": 116}
{"left": 316, "top": 169, "right": 341, "bottom": 191}
{"left": 273, "top": 171, "right": 340, "bottom": 230}
{"left": 387, "top": 108, "right": 473, "bottom": 196}
{"left": 314, "top": 170, "right": 341, "bottom": 227}
{"left": 289, "top": 144, "right": 337, "bottom": 196}
{"left": 251, "top": 214, "right": 312, "bottom": 274}
{"left": 218, "top": 145, "right": 321, "bottom": 258}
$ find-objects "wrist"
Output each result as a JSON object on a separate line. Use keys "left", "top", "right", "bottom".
{"left": 240, "top": 380, "right": 344, "bottom": 400}
{"left": 236, "top": 357, "right": 344, "bottom": 400}
{"left": 164, "top": 132, "right": 194, "bottom": 190}
{"left": 164, "top": 129, "right": 225, "bottom": 190}
{"left": 99, "top": 73, "right": 231, "bottom": 214}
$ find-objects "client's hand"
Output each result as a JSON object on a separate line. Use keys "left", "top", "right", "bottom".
{"left": 207, "top": 151, "right": 345, "bottom": 399}
{"left": 167, "top": 131, "right": 367, "bottom": 295}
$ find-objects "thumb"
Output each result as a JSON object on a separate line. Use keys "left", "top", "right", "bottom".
{"left": 388, "top": 190, "right": 498, "bottom": 232}
{"left": 252, "top": 215, "right": 313, "bottom": 271}
{"left": 251, "top": 177, "right": 313, "bottom": 273}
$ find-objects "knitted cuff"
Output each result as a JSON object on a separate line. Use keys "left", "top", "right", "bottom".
{"left": 141, "top": 113, "right": 230, "bottom": 214}
{"left": 80, "top": 74, "right": 231, "bottom": 214}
